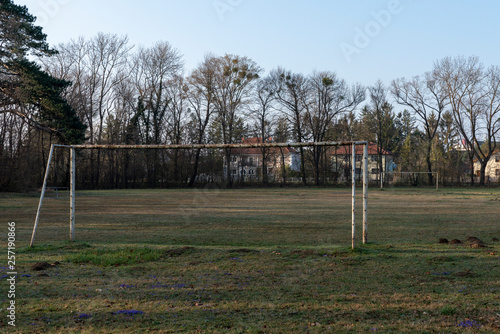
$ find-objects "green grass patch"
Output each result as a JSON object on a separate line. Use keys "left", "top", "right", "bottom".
{"left": 66, "top": 247, "right": 163, "bottom": 266}
{"left": 441, "top": 306, "right": 457, "bottom": 316}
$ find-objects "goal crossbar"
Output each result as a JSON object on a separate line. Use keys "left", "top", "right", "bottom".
{"left": 53, "top": 140, "right": 369, "bottom": 150}
{"left": 30, "top": 141, "right": 369, "bottom": 249}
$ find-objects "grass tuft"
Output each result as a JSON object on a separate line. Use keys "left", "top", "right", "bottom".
{"left": 440, "top": 306, "right": 456, "bottom": 315}
{"left": 66, "top": 247, "right": 164, "bottom": 266}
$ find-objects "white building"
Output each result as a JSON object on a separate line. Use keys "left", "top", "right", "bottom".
{"left": 329, "top": 143, "right": 395, "bottom": 181}
{"left": 224, "top": 137, "right": 300, "bottom": 182}
{"left": 473, "top": 150, "right": 500, "bottom": 182}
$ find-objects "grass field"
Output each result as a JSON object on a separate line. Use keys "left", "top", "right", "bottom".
{"left": 1, "top": 187, "right": 499, "bottom": 333}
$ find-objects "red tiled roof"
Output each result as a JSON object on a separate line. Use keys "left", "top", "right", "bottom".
{"left": 242, "top": 137, "right": 266, "bottom": 144}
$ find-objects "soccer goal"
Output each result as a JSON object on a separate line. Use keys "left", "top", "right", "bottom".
{"left": 380, "top": 171, "right": 439, "bottom": 190}
{"left": 30, "top": 141, "right": 370, "bottom": 249}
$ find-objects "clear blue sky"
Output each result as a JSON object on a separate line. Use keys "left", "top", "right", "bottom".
{"left": 15, "top": 0, "right": 500, "bottom": 89}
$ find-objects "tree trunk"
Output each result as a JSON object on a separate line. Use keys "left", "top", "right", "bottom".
{"left": 426, "top": 142, "right": 434, "bottom": 185}
{"left": 299, "top": 147, "right": 307, "bottom": 185}
{"left": 469, "top": 156, "right": 475, "bottom": 185}
{"left": 225, "top": 149, "right": 233, "bottom": 188}
{"left": 279, "top": 148, "right": 287, "bottom": 186}
{"left": 261, "top": 148, "right": 268, "bottom": 186}
{"left": 479, "top": 161, "right": 488, "bottom": 186}
{"left": 314, "top": 147, "right": 321, "bottom": 186}
{"left": 189, "top": 148, "right": 202, "bottom": 187}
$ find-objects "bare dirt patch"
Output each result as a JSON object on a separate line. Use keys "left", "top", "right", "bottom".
{"left": 31, "top": 261, "right": 59, "bottom": 271}
{"left": 467, "top": 237, "right": 487, "bottom": 248}
{"left": 164, "top": 246, "right": 195, "bottom": 257}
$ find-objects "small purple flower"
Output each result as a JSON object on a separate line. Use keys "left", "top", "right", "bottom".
{"left": 78, "top": 313, "right": 92, "bottom": 319}
{"left": 114, "top": 309, "right": 144, "bottom": 316}
{"left": 457, "top": 319, "right": 481, "bottom": 328}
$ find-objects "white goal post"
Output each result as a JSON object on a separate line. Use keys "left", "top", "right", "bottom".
{"left": 31, "top": 141, "right": 370, "bottom": 249}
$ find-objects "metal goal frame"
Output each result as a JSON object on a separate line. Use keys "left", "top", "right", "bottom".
{"left": 30, "top": 141, "right": 370, "bottom": 249}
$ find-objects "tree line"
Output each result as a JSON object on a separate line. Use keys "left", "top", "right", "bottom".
{"left": 1, "top": 1, "right": 499, "bottom": 191}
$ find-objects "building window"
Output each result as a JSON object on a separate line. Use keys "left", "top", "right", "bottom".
{"left": 231, "top": 156, "right": 237, "bottom": 162}
{"left": 249, "top": 169, "right": 255, "bottom": 175}
{"left": 355, "top": 156, "right": 362, "bottom": 162}
{"left": 496, "top": 169, "right": 500, "bottom": 176}
{"left": 371, "top": 156, "right": 379, "bottom": 162}
{"left": 371, "top": 168, "right": 379, "bottom": 175}
{"left": 496, "top": 156, "right": 500, "bottom": 163}
{"left": 232, "top": 169, "right": 237, "bottom": 175}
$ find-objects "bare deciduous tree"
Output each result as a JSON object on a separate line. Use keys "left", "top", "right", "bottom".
{"left": 392, "top": 72, "right": 448, "bottom": 184}
{"left": 434, "top": 56, "right": 500, "bottom": 185}
{"left": 131, "top": 41, "right": 183, "bottom": 144}
{"left": 269, "top": 68, "right": 309, "bottom": 184}
{"left": 186, "top": 54, "right": 217, "bottom": 186}
{"left": 210, "top": 54, "right": 261, "bottom": 186}
{"left": 305, "top": 71, "right": 365, "bottom": 185}
{"left": 360, "top": 81, "right": 399, "bottom": 179}
{"left": 249, "top": 75, "right": 277, "bottom": 185}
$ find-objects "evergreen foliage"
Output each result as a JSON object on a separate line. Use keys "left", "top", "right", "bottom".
{"left": 0, "top": 0, "right": 86, "bottom": 144}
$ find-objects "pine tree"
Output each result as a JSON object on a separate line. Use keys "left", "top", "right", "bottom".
{"left": 0, "top": 0, "right": 85, "bottom": 143}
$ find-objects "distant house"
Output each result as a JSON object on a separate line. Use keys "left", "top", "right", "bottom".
{"left": 223, "top": 137, "right": 300, "bottom": 182}
{"left": 455, "top": 139, "right": 490, "bottom": 151}
{"left": 328, "top": 143, "right": 395, "bottom": 181}
{"left": 473, "top": 150, "right": 500, "bottom": 182}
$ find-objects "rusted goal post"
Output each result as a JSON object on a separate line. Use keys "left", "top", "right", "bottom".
{"left": 30, "top": 141, "right": 369, "bottom": 249}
